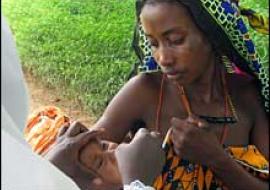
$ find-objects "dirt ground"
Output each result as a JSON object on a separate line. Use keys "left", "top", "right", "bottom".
{"left": 23, "top": 70, "right": 96, "bottom": 127}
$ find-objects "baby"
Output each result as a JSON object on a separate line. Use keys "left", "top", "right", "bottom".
{"left": 24, "top": 106, "right": 123, "bottom": 189}
{"left": 24, "top": 106, "right": 164, "bottom": 190}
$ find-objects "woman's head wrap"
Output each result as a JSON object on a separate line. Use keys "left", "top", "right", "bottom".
{"left": 132, "top": 0, "right": 269, "bottom": 112}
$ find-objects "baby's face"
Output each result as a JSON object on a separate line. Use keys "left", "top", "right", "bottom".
{"left": 79, "top": 139, "right": 122, "bottom": 188}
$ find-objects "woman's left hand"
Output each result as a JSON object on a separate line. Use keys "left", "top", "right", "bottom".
{"left": 170, "top": 115, "right": 225, "bottom": 166}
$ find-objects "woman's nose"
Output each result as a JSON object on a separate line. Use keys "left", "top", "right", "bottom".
{"left": 155, "top": 47, "right": 173, "bottom": 67}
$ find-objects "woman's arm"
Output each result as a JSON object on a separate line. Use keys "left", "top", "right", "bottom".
{"left": 92, "top": 74, "right": 160, "bottom": 143}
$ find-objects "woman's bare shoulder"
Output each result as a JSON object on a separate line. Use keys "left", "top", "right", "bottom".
{"left": 129, "top": 72, "right": 163, "bottom": 86}
{"left": 104, "top": 72, "right": 163, "bottom": 115}
{"left": 124, "top": 72, "right": 163, "bottom": 95}
{"left": 228, "top": 73, "right": 259, "bottom": 94}
{"left": 228, "top": 73, "right": 265, "bottom": 113}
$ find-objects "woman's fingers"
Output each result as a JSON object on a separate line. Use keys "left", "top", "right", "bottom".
{"left": 57, "top": 123, "right": 70, "bottom": 137}
{"left": 171, "top": 115, "right": 208, "bottom": 129}
{"left": 73, "top": 128, "right": 105, "bottom": 147}
{"left": 187, "top": 115, "right": 208, "bottom": 129}
{"left": 66, "top": 121, "right": 88, "bottom": 137}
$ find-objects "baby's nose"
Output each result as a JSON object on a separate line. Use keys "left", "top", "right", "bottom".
{"left": 107, "top": 142, "right": 118, "bottom": 150}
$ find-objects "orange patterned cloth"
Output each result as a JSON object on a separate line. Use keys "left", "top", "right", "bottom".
{"left": 153, "top": 140, "right": 269, "bottom": 190}
{"left": 24, "top": 106, "right": 70, "bottom": 155}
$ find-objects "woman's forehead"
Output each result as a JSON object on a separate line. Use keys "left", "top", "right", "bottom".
{"left": 140, "top": 2, "right": 193, "bottom": 34}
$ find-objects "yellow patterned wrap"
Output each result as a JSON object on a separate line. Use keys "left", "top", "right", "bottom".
{"left": 153, "top": 142, "right": 268, "bottom": 190}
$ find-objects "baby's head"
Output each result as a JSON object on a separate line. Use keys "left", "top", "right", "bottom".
{"left": 79, "top": 137, "right": 122, "bottom": 189}
{"left": 25, "top": 106, "right": 122, "bottom": 190}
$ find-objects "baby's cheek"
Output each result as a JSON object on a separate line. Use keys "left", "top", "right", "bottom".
{"left": 79, "top": 144, "right": 93, "bottom": 169}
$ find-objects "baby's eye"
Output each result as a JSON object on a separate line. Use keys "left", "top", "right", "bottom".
{"left": 101, "top": 142, "right": 109, "bottom": 150}
{"left": 97, "top": 157, "right": 104, "bottom": 170}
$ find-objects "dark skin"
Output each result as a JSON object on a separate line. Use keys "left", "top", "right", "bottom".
{"left": 45, "top": 122, "right": 164, "bottom": 189}
{"left": 93, "top": 2, "right": 268, "bottom": 190}
{"left": 45, "top": 122, "right": 103, "bottom": 190}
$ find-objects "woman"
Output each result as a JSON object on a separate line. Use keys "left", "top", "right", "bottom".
{"left": 92, "top": 0, "right": 268, "bottom": 189}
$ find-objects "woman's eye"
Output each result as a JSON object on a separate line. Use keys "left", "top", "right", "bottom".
{"left": 171, "top": 38, "right": 184, "bottom": 45}
{"left": 148, "top": 39, "right": 158, "bottom": 48}
{"left": 150, "top": 42, "right": 158, "bottom": 48}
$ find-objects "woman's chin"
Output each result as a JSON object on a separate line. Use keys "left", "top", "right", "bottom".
{"left": 166, "top": 74, "right": 186, "bottom": 84}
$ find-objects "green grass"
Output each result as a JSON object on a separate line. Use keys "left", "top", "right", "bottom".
{"left": 2, "top": 0, "right": 137, "bottom": 117}
{"left": 2, "top": 0, "right": 269, "bottom": 117}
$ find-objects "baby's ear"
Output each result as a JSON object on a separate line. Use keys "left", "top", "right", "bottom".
{"left": 91, "top": 177, "right": 103, "bottom": 186}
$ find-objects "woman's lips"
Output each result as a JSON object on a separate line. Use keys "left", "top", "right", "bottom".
{"left": 165, "top": 71, "right": 184, "bottom": 80}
